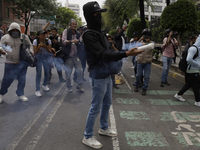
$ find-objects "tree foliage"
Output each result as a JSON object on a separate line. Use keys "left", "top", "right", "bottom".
{"left": 55, "top": 7, "right": 82, "bottom": 29}
{"left": 4, "top": 0, "right": 58, "bottom": 34}
{"left": 160, "top": 0, "right": 197, "bottom": 35}
{"left": 126, "top": 18, "right": 149, "bottom": 38}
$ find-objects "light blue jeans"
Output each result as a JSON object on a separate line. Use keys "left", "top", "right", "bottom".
{"left": 84, "top": 76, "right": 112, "bottom": 139}
{"left": 135, "top": 63, "right": 151, "bottom": 90}
{"left": 161, "top": 56, "right": 173, "bottom": 82}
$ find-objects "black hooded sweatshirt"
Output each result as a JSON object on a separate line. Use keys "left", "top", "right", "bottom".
{"left": 83, "top": 2, "right": 127, "bottom": 79}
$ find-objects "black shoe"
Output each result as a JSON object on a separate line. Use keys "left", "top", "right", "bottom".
{"left": 164, "top": 81, "right": 170, "bottom": 86}
{"left": 160, "top": 82, "right": 164, "bottom": 87}
{"left": 59, "top": 77, "right": 66, "bottom": 82}
{"left": 113, "top": 85, "right": 119, "bottom": 89}
{"left": 134, "top": 87, "right": 139, "bottom": 92}
{"left": 142, "top": 89, "right": 146, "bottom": 95}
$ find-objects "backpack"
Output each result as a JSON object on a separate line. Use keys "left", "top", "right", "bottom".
{"left": 178, "top": 45, "right": 198, "bottom": 72}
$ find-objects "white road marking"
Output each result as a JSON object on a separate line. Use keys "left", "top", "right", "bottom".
{"left": 25, "top": 88, "right": 68, "bottom": 150}
{"left": 6, "top": 83, "right": 65, "bottom": 150}
{"left": 109, "top": 105, "right": 120, "bottom": 150}
{"left": 120, "top": 73, "right": 131, "bottom": 90}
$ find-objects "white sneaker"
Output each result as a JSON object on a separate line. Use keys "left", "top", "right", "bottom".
{"left": 194, "top": 101, "right": 200, "bottom": 107}
{"left": 174, "top": 94, "right": 185, "bottom": 102}
{"left": 82, "top": 136, "right": 102, "bottom": 149}
{"left": 18, "top": 95, "right": 28, "bottom": 102}
{"left": 98, "top": 128, "right": 118, "bottom": 137}
{"left": 131, "top": 66, "right": 135, "bottom": 69}
{"left": 131, "top": 75, "right": 135, "bottom": 78}
{"left": 42, "top": 85, "right": 49, "bottom": 92}
{"left": 35, "top": 91, "right": 42, "bottom": 97}
{"left": 0, "top": 94, "right": 3, "bottom": 104}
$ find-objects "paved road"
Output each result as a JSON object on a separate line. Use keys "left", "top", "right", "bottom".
{"left": 0, "top": 56, "right": 200, "bottom": 150}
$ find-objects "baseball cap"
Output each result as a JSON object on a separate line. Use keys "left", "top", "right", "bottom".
{"left": 93, "top": 2, "right": 107, "bottom": 12}
{"left": 132, "top": 32, "right": 140, "bottom": 37}
{"left": 37, "top": 30, "right": 47, "bottom": 35}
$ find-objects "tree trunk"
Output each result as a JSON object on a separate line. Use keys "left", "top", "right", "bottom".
{"left": 139, "top": 0, "right": 146, "bottom": 29}
{"left": 166, "top": 0, "right": 170, "bottom": 6}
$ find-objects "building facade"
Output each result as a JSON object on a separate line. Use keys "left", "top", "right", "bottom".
{"left": 144, "top": 0, "right": 177, "bottom": 21}
{"left": 0, "top": 1, "right": 29, "bottom": 34}
{"left": 65, "top": 0, "right": 80, "bottom": 18}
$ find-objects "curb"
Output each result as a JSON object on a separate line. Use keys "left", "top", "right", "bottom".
{"left": 152, "top": 63, "right": 185, "bottom": 83}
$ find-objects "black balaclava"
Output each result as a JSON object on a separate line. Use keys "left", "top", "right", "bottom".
{"left": 83, "top": 1, "right": 105, "bottom": 32}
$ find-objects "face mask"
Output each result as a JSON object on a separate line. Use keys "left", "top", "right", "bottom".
{"left": 94, "top": 13, "right": 102, "bottom": 27}
{"left": 11, "top": 31, "right": 20, "bottom": 38}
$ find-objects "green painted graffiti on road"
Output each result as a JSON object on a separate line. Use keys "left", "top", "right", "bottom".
{"left": 116, "top": 98, "right": 140, "bottom": 104}
{"left": 125, "top": 132, "right": 169, "bottom": 147}
{"left": 148, "top": 99, "right": 193, "bottom": 106}
{"left": 114, "top": 89, "right": 133, "bottom": 94}
{"left": 120, "top": 111, "right": 150, "bottom": 120}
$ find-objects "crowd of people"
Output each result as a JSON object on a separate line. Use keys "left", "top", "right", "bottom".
{"left": 0, "top": 1, "right": 200, "bottom": 149}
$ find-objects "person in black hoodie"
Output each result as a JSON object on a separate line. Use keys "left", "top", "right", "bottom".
{"left": 114, "top": 26, "right": 128, "bottom": 51}
{"left": 82, "top": 1, "right": 144, "bottom": 149}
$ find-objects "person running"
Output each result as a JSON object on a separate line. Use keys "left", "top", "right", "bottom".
{"left": 174, "top": 35, "right": 200, "bottom": 107}
{"left": 134, "top": 29, "right": 154, "bottom": 95}
{"left": 160, "top": 29, "right": 179, "bottom": 87}
{"left": 33, "top": 30, "right": 52, "bottom": 97}
{"left": 62, "top": 19, "right": 84, "bottom": 93}
{"left": 82, "top": 2, "right": 144, "bottom": 149}
{"left": 0, "top": 22, "right": 33, "bottom": 103}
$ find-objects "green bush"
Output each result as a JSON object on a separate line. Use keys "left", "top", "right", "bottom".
{"left": 127, "top": 18, "right": 149, "bottom": 38}
{"left": 108, "top": 30, "right": 117, "bottom": 36}
{"left": 160, "top": 0, "right": 197, "bottom": 34}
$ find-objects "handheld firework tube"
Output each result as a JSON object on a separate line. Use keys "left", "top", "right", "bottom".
{"left": 137, "top": 43, "right": 154, "bottom": 51}
{"left": 0, "top": 46, "right": 7, "bottom": 55}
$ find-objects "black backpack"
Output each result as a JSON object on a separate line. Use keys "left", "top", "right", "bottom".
{"left": 178, "top": 45, "right": 198, "bottom": 72}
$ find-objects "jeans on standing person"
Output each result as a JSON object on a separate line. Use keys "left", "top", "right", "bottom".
{"left": 84, "top": 76, "right": 112, "bottom": 139}
{"left": 135, "top": 63, "right": 151, "bottom": 90}
{"left": 178, "top": 73, "right": 200, "bottom": 102}
{"left": 35, "top": 54, "right": 50, "bottom": 91}
{"left": 0, "top": 61, "right": 28, "bottom": 96}
{"left": 132, "top": 56, "right": 136, "bottom": 67}
{"left": 65, "top": 56, "right": 83, "bottom": 88}
{"left": 54, "top": 57, "right": 65, "bottom": 79}
{"left": 161, "top": 56, "right": 173, "bottom": 83}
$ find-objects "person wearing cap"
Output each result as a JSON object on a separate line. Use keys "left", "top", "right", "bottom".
{"left": 0, "top": 22, "right": 33, "bottom": 103}
{"left": 33, "top": 30, "right": 52, "bottom": 97}
{"left": 82, "top": 2, "right": 144, "bottom": 149}
{"left": 62, "top": 19, "right": 84, "bottom": 93}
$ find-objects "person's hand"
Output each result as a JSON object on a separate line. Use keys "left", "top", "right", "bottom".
{"left": 39, "top": 43, "right": 46, "bottom": 48}
{"left": 122, "top": 25, "right": 128, "bottom": 31}
{"left": 0, "top": 47, "right": 6, "bottom": 55}
{"left": 169, "top": 31, "right": 173, "bottom": 36}
{"left": 51, "top": 48, "right": 56, "bottom": 53}
{"left": 53, "top": 39, "right": 57, "bottom": 44}
{"left": 126, "top": 47, "right": 144, "bottom": 56}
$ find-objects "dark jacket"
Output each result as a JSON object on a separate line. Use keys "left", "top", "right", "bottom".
{"left": 114, "top": 29, "right": 125, "bottom": 51}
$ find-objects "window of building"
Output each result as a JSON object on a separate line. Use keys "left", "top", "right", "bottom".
{"left": 152, "top": 0, "right": 162, "bottom": 2}
{"left": 68, "top": 5, "right": 75, "bottom": 7}
{"left": 153, "top": 6, "right": 162, "bottom": 13}
{"left": 151, "top": 15, "right": 160, "bottom": 21}
{"left": 72, "top": 9, "right": 79, "bottom": 11}
{"left": 6, "top": 7, "right": 10, "bottom": 18}
{"left": 144, "top": 5, "right": 148, "bottom": 12}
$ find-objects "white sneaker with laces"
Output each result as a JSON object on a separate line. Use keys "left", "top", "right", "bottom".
{"left": 82, "top": 136, "right": 102, "bottom": 149}
{"left": 42, "top": 85, "right": 49, "bottom": 92}
{"left": 174, "top": 94, "right": 185, "bottom": 102}
{"left": 194, "top": 101, "right": 200, "bottom": 107}
{"left": 35, "top": 91, "right": 42, "bottom": 97}
{"left": 18, "top": 95, "right": 28, "bottom": 102}
{"left": 0, "top": 94, "right": 3, "bottom": 104}
{"left": 98, "top": 128, "right": 118, "bottom": 137}
{"left": 131, "top": 75, "right": 135, "bottom": 78}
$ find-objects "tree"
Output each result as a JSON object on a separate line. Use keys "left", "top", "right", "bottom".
{"left": 55, "top": 7, "right": 82, "bottom": 29}
{"left": 160, "top": 0, "right": 198, "bottom": 55}
{"left": 126, "top": 18, "right": 149, "bottom": 38}
{"left": 4, "top": 0, "right": 58, "bottom": 34}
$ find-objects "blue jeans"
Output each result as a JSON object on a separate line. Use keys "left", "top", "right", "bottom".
{"left": 35, "top": 54, "right": 50, "bottom": 91}
{"left": 135, "top": 63, "right": 151, "bottom": 90}
{"left": 0, "top": 61, "right": 28, "bottom": 96}
{"left": 132, "top": 56, "right": 136, "bottom": 66}
{"left": 161, "top": 56, "right": 173, "bottom": 82}
{"left": 84, "top": 76, "right": 112, "bottom": 139}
